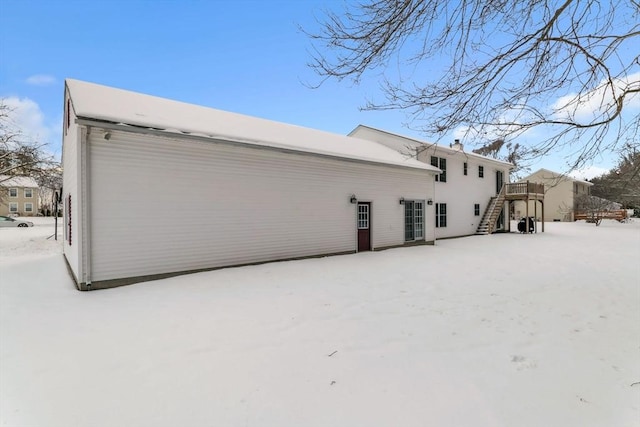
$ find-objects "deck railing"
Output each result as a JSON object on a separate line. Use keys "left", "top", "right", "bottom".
{"left": 505, "top": 181, "right": 544, "bottom": 196}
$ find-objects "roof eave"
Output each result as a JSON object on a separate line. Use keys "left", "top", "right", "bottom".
{"left": 75, "top": 118, "right": 438, "bottom": 174}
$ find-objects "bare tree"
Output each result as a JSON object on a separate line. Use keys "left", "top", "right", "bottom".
{"left": 472, "top": 139, "right": 529, "bottom": 179}
{"left": 0, "top": 100, "right": 56, "bottom": 202}
{"left": 574, "top": 193, "right": 620, "bottom": 226}
{"left": 306, "top": 0, "right": 640, "bottom": 171}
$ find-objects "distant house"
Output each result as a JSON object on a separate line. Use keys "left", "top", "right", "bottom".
{"left": 0, "top": 175, "right": 39, "bottom": 216}
{"left": 62, "top": 79, "right": 440, "bottom": 290}
{"left": 349, "top": 125, "right": 514, "bottom": 238}
{"left": 513, "top": 168, "right": 593, "bottom": 221}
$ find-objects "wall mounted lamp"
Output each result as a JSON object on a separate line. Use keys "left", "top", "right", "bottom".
{"left": 104, "top": 132, "right": 111, "bottom": 140}
{"left": 427, "top": 198, "right": 433, "bottom": 205}
{"left": 350, "top": 195, "right": 357, "bottom": 204}
{"left": 399, "top": 197, "right": 405, "bottom": 205}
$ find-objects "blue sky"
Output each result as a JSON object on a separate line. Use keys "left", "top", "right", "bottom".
{"left": 0, "top": 0, "right": 623, "bottom": 178}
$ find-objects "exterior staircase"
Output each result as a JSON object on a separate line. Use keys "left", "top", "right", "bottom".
{"left": 476, "top": 187, "right": 506, "bottom": 235}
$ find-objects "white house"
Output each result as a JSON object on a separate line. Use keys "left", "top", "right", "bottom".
{"left": 62, "top": 80, "right": 440, "bottom": 290}
{"left": 349, "top": 125, "right": 513, "bottom": 238}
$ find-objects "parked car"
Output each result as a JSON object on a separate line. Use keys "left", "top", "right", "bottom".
{"left": 0, "top": 216, "right": 34, "bottom": 227}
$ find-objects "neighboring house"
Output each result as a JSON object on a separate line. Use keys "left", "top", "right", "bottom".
{"left": 0, "top": 175, "right": 39, "bottom": 216}
{"left": 349, "top": 125, "right": 514, "bottom": 238}
{"left": 62, "top": 79, "right": 440, "bottom": 290}
{"left": 513, "top": 168, "right": 593, "bottom": 221}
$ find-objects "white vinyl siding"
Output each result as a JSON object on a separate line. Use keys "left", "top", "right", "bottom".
{"left": 61, "top": 91, "right": 83, "bottom": 283}
{"left": 87, "top": 130, "right": 435, "bottom": 283}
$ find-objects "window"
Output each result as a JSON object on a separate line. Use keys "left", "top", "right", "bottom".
{"left": 479, "top": 165, "right": 484, "bottom": 178}
{"left": 65, "top": 99, "right": 71, "bottom": 135}
{"left": 9, "top": 188, "right": 17, "bottom": 197}
{"left": 357, "top": 204, "right": 369, "bottom": 229}
{"left": 404, "top": 200, "right": 425, "bottom": 241}
{"left": 436, "top": 203, "right": 447, "bottom": 228}
{"left": 430, "top": 156, "right": 447, "bottom": 182}
{"left": 24, "top": 203, "right": 33, "bottom": 212}
{"left": 463, "top": 162, "right": 468, "bottom": 176}
{"left": 24, "top": 188, "right": 33, "bottom": 198}
{"left": 9, "top": 203, "right": 18, "bottom": 213}
{"left": 474, "top": 203, "right": 480, "bottom": 216}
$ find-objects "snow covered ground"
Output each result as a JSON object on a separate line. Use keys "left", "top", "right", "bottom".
{"left": 1, "top": 218, "right": 639, "bottom": 427}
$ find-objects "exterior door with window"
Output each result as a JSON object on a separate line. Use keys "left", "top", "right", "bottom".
{"left": 404, "top": 201, "right": 424, "bottom": 241}
{"left": 357, "top": 203, "right": 371, "bottom": 251}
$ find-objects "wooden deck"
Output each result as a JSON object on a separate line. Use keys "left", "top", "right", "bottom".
{"left": 504, "top": 182, "right": 545, "bottom": 201}
{"left": 476, "top": 182, "right": 546, "bottom": 234}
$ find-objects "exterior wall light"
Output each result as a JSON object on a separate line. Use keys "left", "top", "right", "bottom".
{"left": 427, "top": 198, "right": 433, "bottom": 205}
{"left": 399, "top": 197, "right": 405, "bottom": 205}
{"left": 350, "top": 195, "right": 357, "bottom": 204}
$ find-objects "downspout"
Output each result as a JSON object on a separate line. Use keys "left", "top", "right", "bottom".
{"left": 81, "top": 126, "right": 92, "bottom": 289}
{"left": 432, "top": 172, "right": 437, "bottom": 244}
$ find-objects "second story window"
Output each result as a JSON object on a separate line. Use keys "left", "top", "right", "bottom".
{"left": 463, "top": 162, "right": 468, "bottom": 176}
{"left": 9, "top": 188, "right": 17, "bottom": 197}
{"left": 24, "top": 188, "right": 33, "bottom": 198}
{"left": 479, "top": 165, "right": 484, "bottom": 178}
{"left": 430, "top": 156, "right": 447, "bottom": 182}
{"left": 474, "top": 203, "right": 480, "bottom": 216}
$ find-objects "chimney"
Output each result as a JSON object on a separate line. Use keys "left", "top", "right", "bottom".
{"left": 452, "top": 139, "right": 463, "bottom": 151}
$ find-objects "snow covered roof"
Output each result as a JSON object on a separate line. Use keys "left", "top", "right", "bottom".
{"left": 65, "top": 79, "right": 439, "bottom": 173}
{"left": 0, "top": 175, "right": 38, "bottom": 188}
{"left": 520, "top": 168, "right": 594, "bottom": 186}
{"left": 349, "top": 125, "right": 514, "bottom": 168}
